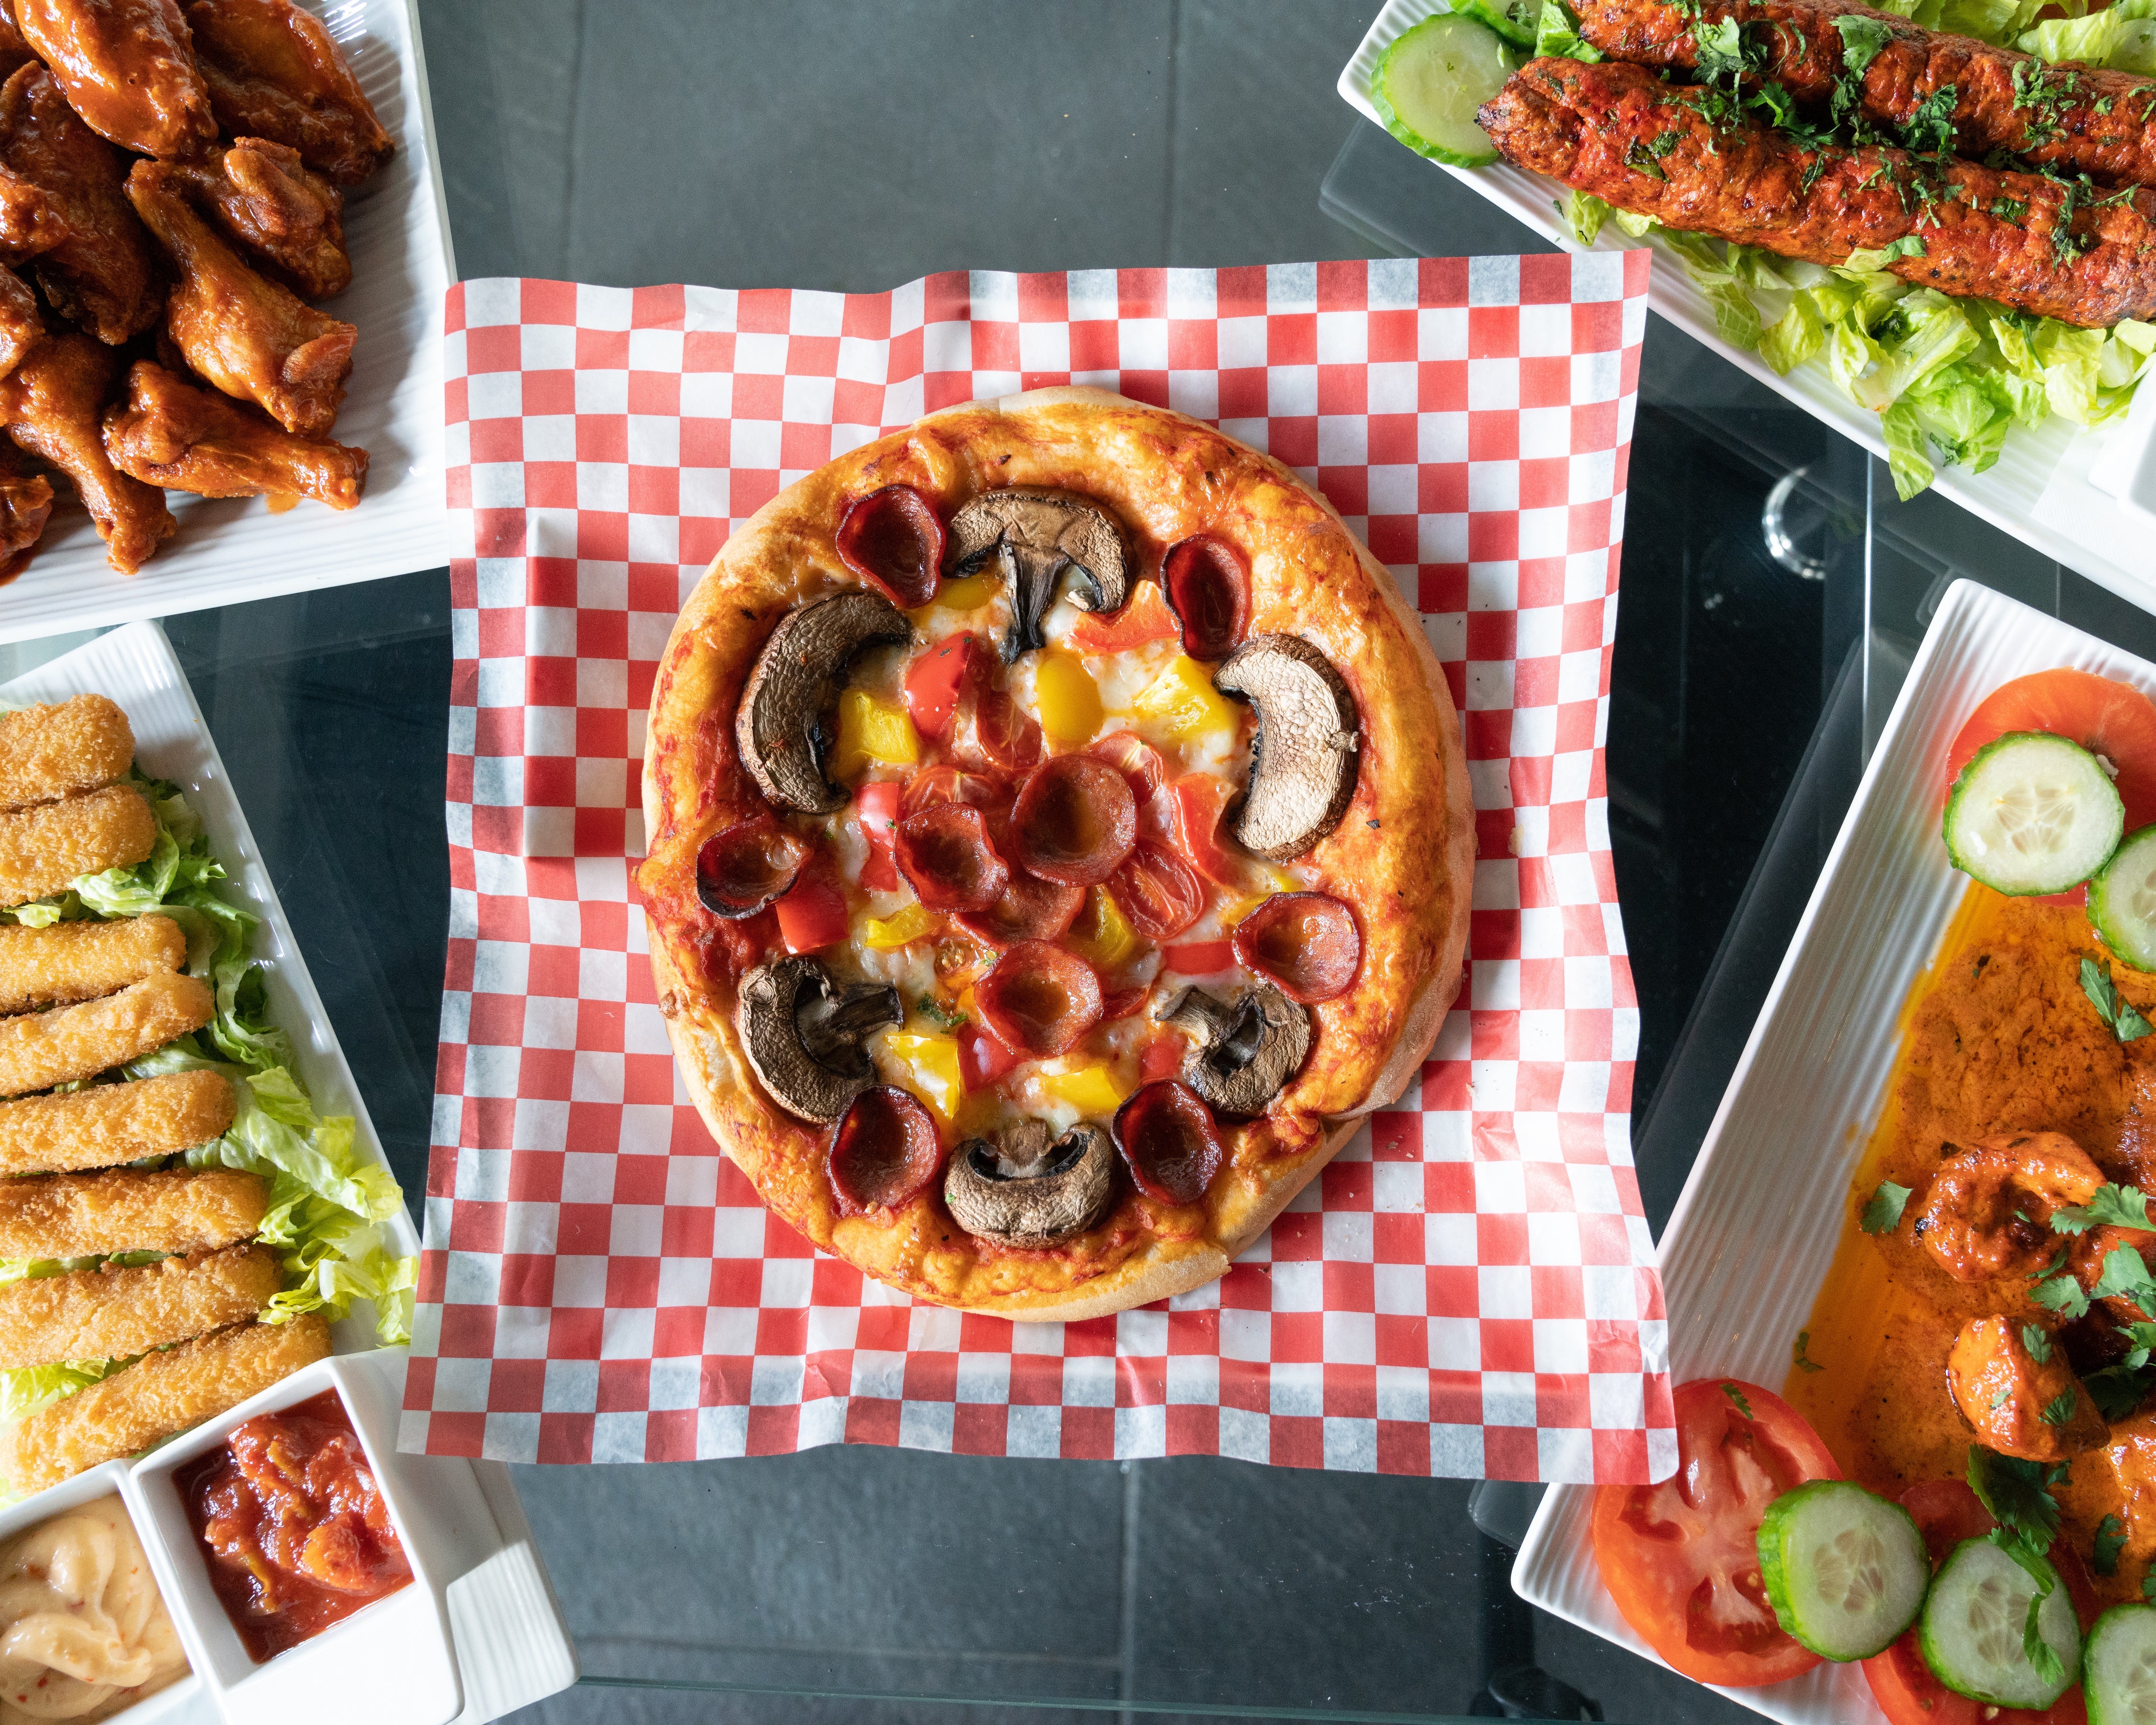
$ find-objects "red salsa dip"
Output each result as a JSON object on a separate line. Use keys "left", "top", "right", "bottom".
{"left": 177, "top": 1389, "right": 412, "bottom": 1662}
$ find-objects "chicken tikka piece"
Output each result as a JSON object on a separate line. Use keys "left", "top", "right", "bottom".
{"left": 12, "top": 0, "right": 215, "bottom": 160}
{"left": 1948, "top": 1315, "right": 2110, "bottom": 1461}
{"left": 126, "top": 161, "right": 353, "bottom": 437}
{"left": 156, "top": 137, "right": 347, "bottom": 299}
{"left": 183, "top": 0, "right": 392, "bottom": 186}
{"left": 0, "top": 333, "right": 173, "bottom": 572}
{"left": 104, "top": 360, "right": 365, "bottom": 509}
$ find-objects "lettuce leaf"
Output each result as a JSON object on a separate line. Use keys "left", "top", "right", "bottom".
{"left": 1558, "top": 188, "right": 1610, "bottom": 247}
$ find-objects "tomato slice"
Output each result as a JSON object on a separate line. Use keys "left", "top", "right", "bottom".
{"left": 1589, "top": 1379, "right": 1838, "bottom": 1688}
{"left": 954, "top": 687, "right": 1044, "bottom": 774}
{"left": 958, "top": 1021, "right": 1023, "bottom": 1088}
{"left": 1162, "top": 937, "right": 1235, "bottom": 976}
{"left": 1861, "top": 1481, "right": 2094, "bottom": 1725}
{"left": 903, "top": 632, "right": 987, "bottom": 743}
{"left": 1111, "top": 842, "right": 1206, "bottom": 941}
{"left": 856, "top": 781, "right": 901, "bottom": 893}
{"left": 1092, "top": 730, "right": 1169, "bottom": 801}
{"left": 900, "top": 764, "right": 1004, "bottom": 819}
{"left": 1139, "top": 1028, "right": 1186, "bottom": 1084}
{"left": 1066, "top": 582, "right": 1179, "bottom": 654}
{"left": 1948, "top": 669, "right": 2156, "bottom": 831}
{"left": 773, "top": 873, "right": 849, "bottom": 954}
{"left": 1165, "top": 773, "right": 1243, "bottom": 888}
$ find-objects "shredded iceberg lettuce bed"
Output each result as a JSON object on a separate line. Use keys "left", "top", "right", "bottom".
{"left": 1532, "top": 0, "right": 2156, "bottom": 498}
{"left": 0, "top": 768, "right": 414, "bottom": 1421}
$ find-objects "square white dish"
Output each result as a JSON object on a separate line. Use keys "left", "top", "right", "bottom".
{"left": 0, "top": 0, "right": 454, "bottom": 648}
{"left": 1339, "top": 0, "right": 2156, "bottom": 614}
{"left": 1509, "top": 576, "right": 2156, "bottom": 1721}
{"left": 128, "top": 1357, "right": 460, "bottom": 1725}
{"left": 0, "top": 620, "right": 576, "bottom": 1724}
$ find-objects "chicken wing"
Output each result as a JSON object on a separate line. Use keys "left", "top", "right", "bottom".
{"left": 13, "top": 0, "right": 216, "bottom": 159}
{"left": 0, "top": 64, "right": 160, "bottom": 344}
{"left": 0, "top": 443, "right": 52, "bottom": 581}
{"left": 158, "top": 137, "right": 348, "bottom": 299}
{"left": 0, "top": 11, "right": 38, "bottom": 82}
{"left": 126, "top": 163, "right": 354, "bottom": 437}
{"left": 0, "top": 333, "right": 175, "bottom": 572}
{"left": 104, "top": 361, "right": 365, "bottom": 508}
{"left": 184, "top": 0, "right": 392, "bottom": 186}
{"left": 0, "top": 264, "right": 40, "bottom": 383}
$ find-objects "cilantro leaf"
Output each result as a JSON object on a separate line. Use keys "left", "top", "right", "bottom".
{"left": 2040, "top": 1390, "right": 2079, "bottom": 1427}
{"left": 1834, "top": 14, "right": 1891, "bottom": 75}
{"left": 2092, "top": 1243, "right": 2156, "bottom": 1314}
{"left": 1693, "top": 15, "right": 1752, "bottom": 81}
{"left": 1792, "top": 1330, "right": 1824, "bottom": 1374}
{"left": 2086, "top": 1361, "right": 2152, "bottom": 1421}
{"left": 2098, "top": 1514, "right": 2128, "bottom": 1578}
{"left": 1993, "top": 1388, "right": 2013, "bottom": 1409}
{"left": 1880, "top": 234, "right": 1927, "bottom": 262}
{"left": 2031, "top": 1273, "right": 2093, "bottom": 1320}
{"left": 2022, "top": 1324, "right": 2054, "bottom": 1365}
{"left": 1968, "top": 1446, "right": 2065, "bottom": 1549}
{"left": 1861, "top": 1181, "right": 1913, "bottom": 1235}
{"left": 2082, "top": 957, "right": 2155, "bottom": 1044}
{"left": 1721, "top": 1381, "right": 1753, "bottom": 1418}
{"left": 2049, "top": 1183, "right": 2155, "bottom": 1236}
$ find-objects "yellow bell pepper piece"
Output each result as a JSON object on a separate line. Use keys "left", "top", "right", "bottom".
{"left": 1133, "top": 655, "right": 1239, "bottom": 743}
{"left": 882, "top": 1031, "right": 964, "bottom": 1125}
{"left": 1033, "top": 650, "right": 1104, "bottom": 745}
{"left": 1066, "top": 886, "right": 1139, "bottom": 970}
{"left": 831, "top": 689, "right": 919, "bottom": 782}
{"left": 931, "top": 573, "right": 995, "bottom": 612}
{"left": 1041, "top": 1063, "right": 1132, "bottom": 1116}
{"left": 860, "top": 900, "right": 934, "bottom": 950}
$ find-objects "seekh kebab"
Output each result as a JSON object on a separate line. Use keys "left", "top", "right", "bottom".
{"left": 1479, "top": 57, "right": 2156, "bottom": 326}
{"left": 1573, "top": 0, "right": 2156, "bottom": 191}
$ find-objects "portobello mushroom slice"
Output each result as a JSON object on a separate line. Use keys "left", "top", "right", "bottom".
{"left": 1215, "top": 634, "right": 1360, "bottom": 861}
{"left": 737, "top": 956, "right": 902, "bottom": 1122}
{"left": 735, "top": 592, "right": 910, "bottom": 814}
{"left": 1155, "top": 983, "right": 1311, "bottom": 1117}
{"left": 945, "top": 488, "right": 1132, "bottom": 662}
{"left": 944, "top": 1119, "right": 1113, "bottom": 1248}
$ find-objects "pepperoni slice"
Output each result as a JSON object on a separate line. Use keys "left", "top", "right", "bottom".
{"left": 1010, "top": 756, "right": 1137, "bottom": 887}
{"left": 1233, "top": 892, "right": 1362, "bottom": 1004}
{"left": 899, "top": 764, "right": 1003, "bottom": 819}
{"left": 1091, "top": 730, "right": 1168, "bottom": 801}
{"left": 955, "top": 870, "right": 1087, "bottom": 950}
{"left": 1162, "top": 535, "right": 1250, "bottom": 661}
{"left": 973, "top": 939, "right": 1103, "bottom": 1057}
{"left": 828, "top": 1086, "right": 944, "bottom": 1216}
{"left": 1113, "top": 1081, "right": 1225, "bottom": 1207}
{"left": 903, "top": 632, "right": 988, "bottom": 743}
{"left": 1110, "top": 841, "right": 1206, "bottom": 940}
{"left": 893, "top": 803, "right": 1009, "bottom": 913}
{"left": 836, "top": 484, "right": 946, "bottom": 609}
{"left": 695, "top": 815, "right": 808, "bottom": 917}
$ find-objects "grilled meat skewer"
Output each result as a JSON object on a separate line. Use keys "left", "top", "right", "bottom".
{"left": 1480, "top": 57, "right": 2156, "bottom": 327}
{"left": 1575, "top": 0, "right": 2156, "bottom": 190}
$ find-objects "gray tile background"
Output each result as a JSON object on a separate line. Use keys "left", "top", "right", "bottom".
{"left": 402, "top": 3, "right": 1754, "bottom": 1720}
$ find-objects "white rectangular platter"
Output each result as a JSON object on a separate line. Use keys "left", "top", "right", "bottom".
{"left": 0, "top": 622, "right": 574, "bottom": 1725}
{"left": 0, "top": 0, "right": 455, "bottom": 648}
{"left": 1509, "top": 577, "right": 2153, "bottom": 1722}
{"left": 1340, "top": 0, "right": 2156, "bottom": 615}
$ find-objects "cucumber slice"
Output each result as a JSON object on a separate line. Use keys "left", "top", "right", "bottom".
{"left": 2089, "top": 1603, "right": 2156, "bottom": 1725}
{"left": 1944, "top": 731, "right": 2126, "bottom": 896}
{"left": 1455, "top": 0, "right": 1539, "bottom": 46}
{"left": 2093, "top": 824, "right": 2156, "bottom": 970}
{"left": 1372, "top": 14, "right": 1518, "bottom": 169}
{"left": 1919, "top": 1538, "right": 2080, "bottom": 1708}
{"left": 1757, "top": 1481, "right": 1929, "bottom": 1661}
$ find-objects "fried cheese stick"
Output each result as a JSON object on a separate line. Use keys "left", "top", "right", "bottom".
{"left": 0, "top": 1315, "right": 328, "bottom": 1493}
{"left": 0, "top": 785, "right": 155, "bottom": 907}
{"left": 0, "top": 1168, "right": 265, "bottom": 1258}
{"left": 0, "top": 1069, "right": 233, "bottom": 1173}
{"left": 0, "top": 915, "right": 183, "bottom": 1016}
{"left": 0, "top": 970, "right": 212, "bottom": 1097}
{"left": 0, "top": 695, "right": 131, "bottom": 810}
{"left": 0, "top": 1243, "right": 278, "bottom": 1369}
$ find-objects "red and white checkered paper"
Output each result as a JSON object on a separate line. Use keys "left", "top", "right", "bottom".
{"left": 403, "top": 257, "right": 1677, "bottom": 1484}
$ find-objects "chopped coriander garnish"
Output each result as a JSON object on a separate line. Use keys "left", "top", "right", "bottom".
{"left": 2040, "top": 1389, "right": 2079, "bottom": 1426}
{"left": 1792, "top": 1330, "right": 1824, "bottom": 1373}
{"left": 1861, "top": 1180, "right": 1913, "bottom": 1235}
{"left": 2050, "top": 1182, "right": 2154, "bottom": 1235}
{"left": 2098, "top": 1513, "right": 2129, "bottom": 1577}
{"left": 1880, "top": 234, "right": 1927, "bottom": 262}
{"left": 2022, "top": 1323, "right": 2054, "bottom": 1365}
{"left": 2082, "top": 956, "right": 2155, "bottom": 1044}
{"left": 1721, "top": 1381, "right": 1754, "bottom": 1418}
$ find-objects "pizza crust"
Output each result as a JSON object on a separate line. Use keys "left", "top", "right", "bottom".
{"left": 639, "top": 387, "right": 1473, "bottom": 1319}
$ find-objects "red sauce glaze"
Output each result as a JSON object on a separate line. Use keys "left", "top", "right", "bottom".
{"left": 178, "top": 1391, "right": 412, "bottom": 1663}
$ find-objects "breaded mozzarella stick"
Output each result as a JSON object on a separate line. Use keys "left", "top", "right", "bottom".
{"left": 0, "top": 785, "right": 155, "bottom": 907}
{"left": 0, "top": 695, "right": 132, "bottom": 810}
{"left": 0, "top": 1243, "right": 280, "bottom": 1368}
{"left": 0, "top": 971, "right": 212, "bottom": 1097}
{"left": 0, "top": 1168, "right": 266, "bottom": 1258}
{"left": 0, "top": 915, "right": 184, "bottom": 1015}
{"left": 0, "top": 1070, "right": 234, "bottom": 1173}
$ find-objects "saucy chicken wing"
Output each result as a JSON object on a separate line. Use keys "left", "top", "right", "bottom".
{"left": 183, "top": 0, "right": 392, "bottom": 186}
{"left": 1911, "top": 1132, "right": 2106, "bottom": 1282}
{"left": 0, "top": 264, "right": 41, "bottom": 384}
{"left": 0, "top": 63, "right": 160, "bottom": 344}
{"left": 0, "top": 12, "right": 37, "bottom": 82}
{"left": 126, "top": 161, "right": 353, "bottom": 436}
{"left": 159, "top": 138, "right": 348, "bottom": 299}
{"left": 103, "top": 362, "right": 365, "bottom": 508}
{"left": 1948, "top": 1315, "right": 2109, "bottom": 1462}
{"left": 13, "top": 0, "right": 216, "bottom": 159}
{"left": 0, "top": 442, "right": 55, "bottom": 580}
{"left": 0, "top": 334, "right": 174, "bottom": 573}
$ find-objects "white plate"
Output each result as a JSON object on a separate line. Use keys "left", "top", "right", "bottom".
{"left": 1339, "top": 0, "right": 2156, "bottom": 615}
{"left": 0, "top": 0, "right": 454, "bottom": 648}
{"left": 0, "top": 621, "right": 576, "bottom": 1725}
{"left": 1509, "top": 577, "right": 2149, "bottom": 1722}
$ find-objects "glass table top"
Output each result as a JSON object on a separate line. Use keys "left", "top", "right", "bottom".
{"left": 13, "top": 3, "right": 2156, "bottom": 1720}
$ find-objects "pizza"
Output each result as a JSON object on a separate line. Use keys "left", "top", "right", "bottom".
{"left": 637, "top": 386, "right": 1473, "bottom": 1321}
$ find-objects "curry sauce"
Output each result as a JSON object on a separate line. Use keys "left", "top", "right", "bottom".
{"left": 1788, "top": 885, "right": 2156, "bottom": 1603}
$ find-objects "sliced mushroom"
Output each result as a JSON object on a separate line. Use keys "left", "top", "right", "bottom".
{"left": 737, "top": 956, "right": 902, "bottom": 1122}
{"left": 735, "top": 592, "right": 910, "bottom": 814}
{"left": 944, "top": 1120, "right": 1113, "bottom": 1247}
{"left": 1156, "top": 982, "right": 1311, "bottom": 1117}
{"left": 1215, "top": 634, "right": 1360, "bottom": 861}
{"left": 945, "top": 488, "right": 1132, "bottom": 662}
